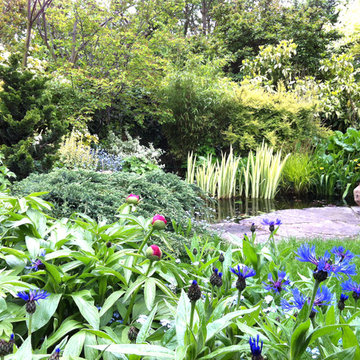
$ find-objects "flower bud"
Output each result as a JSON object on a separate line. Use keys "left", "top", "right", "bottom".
{"left": 219, "top": 253, "right": 224, "bottom": 263}
{"left": 128, "top": 326, "right": 139, "bottom": 342}
{"left": 187, "top": 280, "right": 201, "bottom": 302}
{"left": 192, "top": 248, "right": 198, "bottom": 256}
{"left": 126, "top": 194, "right": 140, "bottom": 205}
{"left": 151, "top": 214, "right": 167, "bottom": 230}
{"left": 146, "top": 244, "right": 162, "bottom": 261}
{"left": 106, "top": 241, "right": 112, "bottom": 248}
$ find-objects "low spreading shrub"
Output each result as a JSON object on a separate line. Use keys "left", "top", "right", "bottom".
{"left": 12, "top": 169, "right": 208, "bottom": 238}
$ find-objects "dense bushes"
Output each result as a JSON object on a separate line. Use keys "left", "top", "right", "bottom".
{"left": 160, "top": 62, "right": 326, "bottom": 162}
{"left": 12, "top": 169, "right": 208, "bottom": 230}
{"left": 0, "top": 55, "right": 69, "bottom": 178}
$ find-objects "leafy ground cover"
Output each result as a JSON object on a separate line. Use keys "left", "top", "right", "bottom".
{"left": 1, "top": 191, "right": 360, "bottom": 359}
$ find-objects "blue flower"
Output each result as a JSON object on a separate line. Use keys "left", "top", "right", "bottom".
{"left": 30, "top": 258, "right": 44, "bottom": 271}
{"left": 331, "top": 246, "right": 356, "bottom": 263}
{"left": 313, "top": 286, "right": 333, "bottom": 307}
{"left": 341, "top": 279, "right": 360, "bottom": 300}
{"left": 296, "top": 244, "right": 356, "bottom": 281}
{"left": 263, "top": 271, "right": 290, "bottom": 293}
{"left": 281, "top": 286, "right": 333, "bottom": 312}
{"left": 281, "top": 288, "right": 306, "bottom": 311}
{"left": 340, "top": 293, "right": 349, "bottom": 302}
{"left": 261, "top": 218, "right": 282, "bottom": 226}
{"left": 17, "top": 289, "right": 49, "bottom": 313}
{"left": 230, "top": 265, "right": 256, "bottom": 279}
{"left": 17, "top": 289, "right": 49, "bottom": 303}
{"left": 262, "top": 218, "right": 282, "bottom": 232}
{"left": 55, "top": 348, "right": 60, "bottom": 353}
{"left": 249, "top": 335, "right": 263, "bottom": 357}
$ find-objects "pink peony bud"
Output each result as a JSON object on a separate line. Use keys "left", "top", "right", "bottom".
{"left": 151, "top": 214, "right": 167, "bottom": 230}
{"left": 146, "top": 244, "right": 162, "bottom": 261}
{"left": 126, "top": 194, "right": 140, "bottom": 205}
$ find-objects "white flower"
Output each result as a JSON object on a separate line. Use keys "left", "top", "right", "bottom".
{"left": 264, "top": 295, "right": 273, "bottom": 304}
{"left": 137, "top": 314, "right": 148, "bottom": 325}
{"left": 160, "top": 319, "right": 172, "bottom": 328}
{"left": 175, "top": 259, "right": 181, "bottom": 264}
{"left": 192, "top": 261, "right": 200, "bottom": 266}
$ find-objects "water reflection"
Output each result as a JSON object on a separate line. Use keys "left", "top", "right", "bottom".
{"left": 207, "top": 197, "right": 352, "bottom": 223}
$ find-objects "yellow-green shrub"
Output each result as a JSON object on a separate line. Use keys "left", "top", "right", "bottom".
{"left": 223, "top": 83, "right": 327, "bottom": 152}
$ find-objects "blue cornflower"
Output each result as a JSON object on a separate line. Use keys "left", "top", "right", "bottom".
{"left": 263, "top": 271, "right": 290, "bottom": 293}
{"left": 230, "top": 265, "right": 256, "bottom": 279}
{"left": 261, "top": 218, "right": 282, "bottom": 232}
{"left": 17, "top": 289, "right": 49, "bottom": 314}
{"left": 313, "top": 285, "right": 333, "bottom": 307}
{"left": 340, "top": 293, "right": 349, "bottom": 301}
{"left": 249, "top": 335, "right": 263, "bottom": 359}
{"left": 331, "top": 246, "right": 356, "bottom": 263}
{"left": 296, "top": 244, "right": 356, "bottom": 282}
{"left": 281, "top": 286, "right": 333, "bottom": 313}
{"left": 341, "top": 279, "right": 360, "bottom": 301}
{"left": 27, "top": 250, "right": 46, "bottom": 271}
{"left": 281, "top": 288, "right": 306, "bottom": 311}
{"left": 231, "top": 265, "right": 256, "bottom": 292}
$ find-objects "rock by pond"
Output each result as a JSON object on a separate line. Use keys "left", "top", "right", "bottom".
{"left": 211, "top": 206, "right": 360, "bottom": 244}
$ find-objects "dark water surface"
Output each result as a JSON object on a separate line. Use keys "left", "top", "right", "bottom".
{"left": 206, "top": 196, "right": 357, "bottom": 223}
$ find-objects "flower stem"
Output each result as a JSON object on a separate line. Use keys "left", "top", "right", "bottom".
{"left": 145, "top": 260, "right": 153, "bottom": 277}
{"left": 138, "top": 228, "right": 154, "bottom": 256}
{"left": 237, "top": 290, "right": 242, "bottom": 309}
{"left": 124, "top": 287, "right": 141, "bottom": 325}
{"left": 355, "top": 299, "right": 358, "bottom": 314}
{"left": 28, "top": 313, "right": 33, "bottom": 338}
{"left": 308, "top": 280, "right": 320, "bottom": 318}
{"left": 190, "top": 301, "right": 196, "bottom": 329}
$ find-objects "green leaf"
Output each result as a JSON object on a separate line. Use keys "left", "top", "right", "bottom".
{"left": 137, "top": 304, "right": 158, "bottom": 344}
{"left": 323, "top": 347, "right": 356, "bottom": 360}
{"left": 46, "top": 318, "right": 83, "bottom": 348}
{"left": 72, "top": 292, "right": 100, "bottom": 330}
{"left": 175, "top": 290, "right": 191, "bottom": 347}
{"left": 206, "top": 307, "right": 260, "bottom": 342}
{"left": 90, "top": 344, "right": 175, "bottom": 359}
{"left": 14, "top": 337, "right": 32, "bottom": 359}
{"left": 28, "top": 293, "right": 61, "bottom": 332}
{"left": 290, "top": 319, "right": 310, "bottom": 360}
{"left": 144, "top": 278, "right": 156, "bottom": 311}
{"left": 63, "top": 331, "right": 86, "bottom": 357}
{"left": 99, "top": 290, "right": 125, "bottom": 317}
{"left": 25, "top": 236, "right": 40, "bottom": 259}
{"left": 197, "top": 344, "right": 249, "bottom": 359}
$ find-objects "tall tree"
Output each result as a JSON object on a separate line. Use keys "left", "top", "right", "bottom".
{"left": 23, "top": 0, "right": 53, "bottom": 67}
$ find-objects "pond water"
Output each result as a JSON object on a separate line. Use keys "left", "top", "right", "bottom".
{"left": 206, "top": 196, "right": 357, "bottom": 223}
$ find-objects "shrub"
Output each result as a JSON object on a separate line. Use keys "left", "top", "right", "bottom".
{"left": 12, "top": 168, "right": 207, "bottom": 233}
{"left": 159, "top": 60, "right": 326, "bottom": 161}
{"left": 223, "top": 83, "right": 326, "bottom": 152}
{"left": 0, "top": 55, "right": 69, "bottom": 178}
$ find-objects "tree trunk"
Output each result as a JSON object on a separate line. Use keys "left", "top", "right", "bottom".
{"left": 22, "top": 0, "right": 33, "bottom": 68}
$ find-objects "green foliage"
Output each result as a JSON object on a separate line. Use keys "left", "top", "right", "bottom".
{"left": 223, "top": 83, "right": 325, "bottom": 152}
{"left": 0, "top": 55, "right": 69, "bottom": 178}
{"left": 313, "top": 128, "right": 360, "bottom": 198}
{"left": 242, "top": 40, "right": 298, "bottom": 89}
{"left": 212, "top": 0, "right": 341, "bottom": 78}
{"left": 281, "top": 153, "right": 316, "bottom": 196}
{"left": 242, "top": 143, "right": 289, "bottom": 199}
{"left": 0, "top": 189, "right": 360, "bottom": 358}
{"left": 12, "top": 169, "right": 207, "bottom": 247}
{"left": 159, "top": 58, "right": 234, "bottom": 161}
{"left": 319, "top": 53, "right": 360, "bottom": 131}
